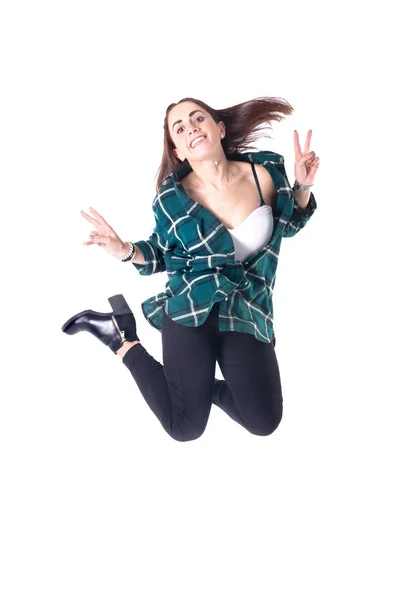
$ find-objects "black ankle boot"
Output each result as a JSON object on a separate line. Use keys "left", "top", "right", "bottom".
{"left": 61, "top": 294, "right": 140, "bottom": 354}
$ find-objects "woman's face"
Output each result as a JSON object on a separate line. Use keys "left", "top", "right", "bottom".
{"left": 167, "top": 101, "right": 225, "bottom": 162}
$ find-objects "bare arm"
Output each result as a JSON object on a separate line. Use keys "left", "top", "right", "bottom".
{"left": 292, "top": 188, "right": 311, "bottom": 210}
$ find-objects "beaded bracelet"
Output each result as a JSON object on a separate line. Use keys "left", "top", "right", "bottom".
{"left": 121, "top": 242, "right": 137, "bottom": 262}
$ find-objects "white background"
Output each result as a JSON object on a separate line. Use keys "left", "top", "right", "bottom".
{"left": 1, "top": 1, "right": 399, "bottom": 598}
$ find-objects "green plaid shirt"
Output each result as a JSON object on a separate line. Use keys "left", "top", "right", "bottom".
{"left": 132, "top": 150, "right": 317, "bottom": 344}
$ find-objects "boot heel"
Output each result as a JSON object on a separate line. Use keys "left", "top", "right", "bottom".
{"left": 107, "top": 294, "right": 132, "bottom": 316}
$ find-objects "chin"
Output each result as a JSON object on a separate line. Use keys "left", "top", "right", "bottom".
{"left": 191, "top": 148, "right": 215, "bottom": 159}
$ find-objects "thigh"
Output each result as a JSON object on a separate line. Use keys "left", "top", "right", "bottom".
{"left": 216, "top": 329, "right": 283, "bottom": 431}
{"left": 161, "top": 308, "right": 219, "bottom": 426}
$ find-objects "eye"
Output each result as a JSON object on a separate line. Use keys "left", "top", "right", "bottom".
{"left": 176, "top": 115, "right": 204, "bottom": 134}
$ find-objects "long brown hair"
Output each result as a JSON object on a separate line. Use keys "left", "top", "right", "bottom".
{"left": 155, "top": 96, "right": 294, "bottom": 190}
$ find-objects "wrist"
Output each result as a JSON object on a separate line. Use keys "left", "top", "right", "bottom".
{"left": 127, "top": 243, "right": 136, "bottom": 261}
{"left": 293, "top": 180, "right": 314, "bottom": 191}
{"left": 117, "top": 242, "right": 131, "bottom": 259}
{"left": 120, "top": 242, "right": 137, "bottom": 262}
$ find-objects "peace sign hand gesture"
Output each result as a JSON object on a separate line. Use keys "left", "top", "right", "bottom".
{"left": 81, "top": 207, "right": 128, "bottom": 259}
{"left": 294, "top": 130, "right": 320, "bottom": 187}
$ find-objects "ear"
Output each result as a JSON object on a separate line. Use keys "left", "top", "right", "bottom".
{"left": 219, "top": 121, "right": 226, "bottom": 138}
{"left": 173, "top": 148, "right": 181, "bottom": 161}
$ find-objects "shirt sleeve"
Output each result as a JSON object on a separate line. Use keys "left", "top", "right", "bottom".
{"left": 272, "top": 153, "right": 318, "bottom": 238}
{"left": 282, "top": 190, "right": 318, "bottom": 238}
{"left": 131, "top": 204, "right": 168, "bottom": 275}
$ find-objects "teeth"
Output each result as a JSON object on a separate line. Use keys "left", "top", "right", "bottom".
{"left": 191, "top": 136, "right": 206, "bottom": 148}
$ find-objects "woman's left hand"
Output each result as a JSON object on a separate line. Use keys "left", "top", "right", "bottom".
{"left": 294, "top": 130, "right": 320, "bottom": 186}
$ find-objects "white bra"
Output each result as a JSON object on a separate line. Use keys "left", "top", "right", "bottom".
{"left": 227, "top": 204, "right": 274, "bottom": 262}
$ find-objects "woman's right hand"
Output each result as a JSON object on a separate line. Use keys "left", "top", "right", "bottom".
{"left": 81, "top": 207, "right": 129, "bottom": 259}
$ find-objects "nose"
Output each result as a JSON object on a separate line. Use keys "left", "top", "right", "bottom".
{"left": 188, "top": 124, "right": 200, "bottom": 136}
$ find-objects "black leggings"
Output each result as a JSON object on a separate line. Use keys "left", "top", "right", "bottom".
{"left": 122, "top": 301, "right": 283, "bottom": 441}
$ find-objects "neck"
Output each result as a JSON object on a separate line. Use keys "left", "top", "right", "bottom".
{"left": 187, "top": 150, "right": 235, "bottom": 190}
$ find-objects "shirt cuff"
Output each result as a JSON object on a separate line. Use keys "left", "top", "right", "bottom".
{"left": 293, "top": 191, "right": 317, "bottom": 218}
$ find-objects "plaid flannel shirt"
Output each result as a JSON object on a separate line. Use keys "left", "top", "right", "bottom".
{"left": 131, "top": 150, "right": 317, "bottom": 344}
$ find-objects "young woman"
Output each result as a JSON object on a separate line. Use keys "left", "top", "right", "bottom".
{"left": 62, "top": 96, "right": 320, "bottom": 442}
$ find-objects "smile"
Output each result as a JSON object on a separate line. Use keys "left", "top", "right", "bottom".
{"left": 190, "top": 135, "right": 207, "bottom": 148}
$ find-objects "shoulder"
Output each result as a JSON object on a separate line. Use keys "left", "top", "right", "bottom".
{"left": 244, "top": 150, "right": 289, "bottom": 192}
{"left": 152, "top": 182, "right": 179, "bottom": 226}
{"left": 153, "top": 181, "right": 176, "bottom": 206}
{"left": 245, "top": 152, "right": 284, "bottom": 197}
{"left": 249, "top": 163, "right": 277, "bottom": 200}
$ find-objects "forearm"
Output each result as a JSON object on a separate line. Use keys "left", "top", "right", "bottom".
{"left": 293, "top": 188, "right": 311, "bottom": 210}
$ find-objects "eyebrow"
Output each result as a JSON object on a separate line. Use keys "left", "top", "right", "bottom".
{"left": 172, "top": 110, "right": 203, "bottom": 131}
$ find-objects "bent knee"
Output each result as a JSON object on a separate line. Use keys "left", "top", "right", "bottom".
{"left": 168, "top": 423, "right": 207, "bottom": 443}
{"left": 246, "top": 412, "right": 282, "bottom": 437}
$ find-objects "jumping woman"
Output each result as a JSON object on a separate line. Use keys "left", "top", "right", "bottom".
{"left": 62, "top": 96, "right": 319, "bottom": 442}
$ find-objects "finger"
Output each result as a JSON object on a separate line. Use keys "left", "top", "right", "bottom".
{"left": 306, "top": 151, "right": 316, "bottom": 160}
{"left": 298, "top": 155, "right": 313, "bottom": 167}
{"left": 89, "top": 207, "right": 109, "bottom": 226}
{"left": 294, "top": 130, "right": 302, "bottom": 161}
{"left": 89, "top": 234, "right": 110, "bottom": 244}
{"left": 83, "top": 239, "right": 106, "bottom": 247}
{"left": 81, "top": 210, "right": 99, "bottom": 227}
{"left": 304, "top": 130, "right": 312, "bottom": 154}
